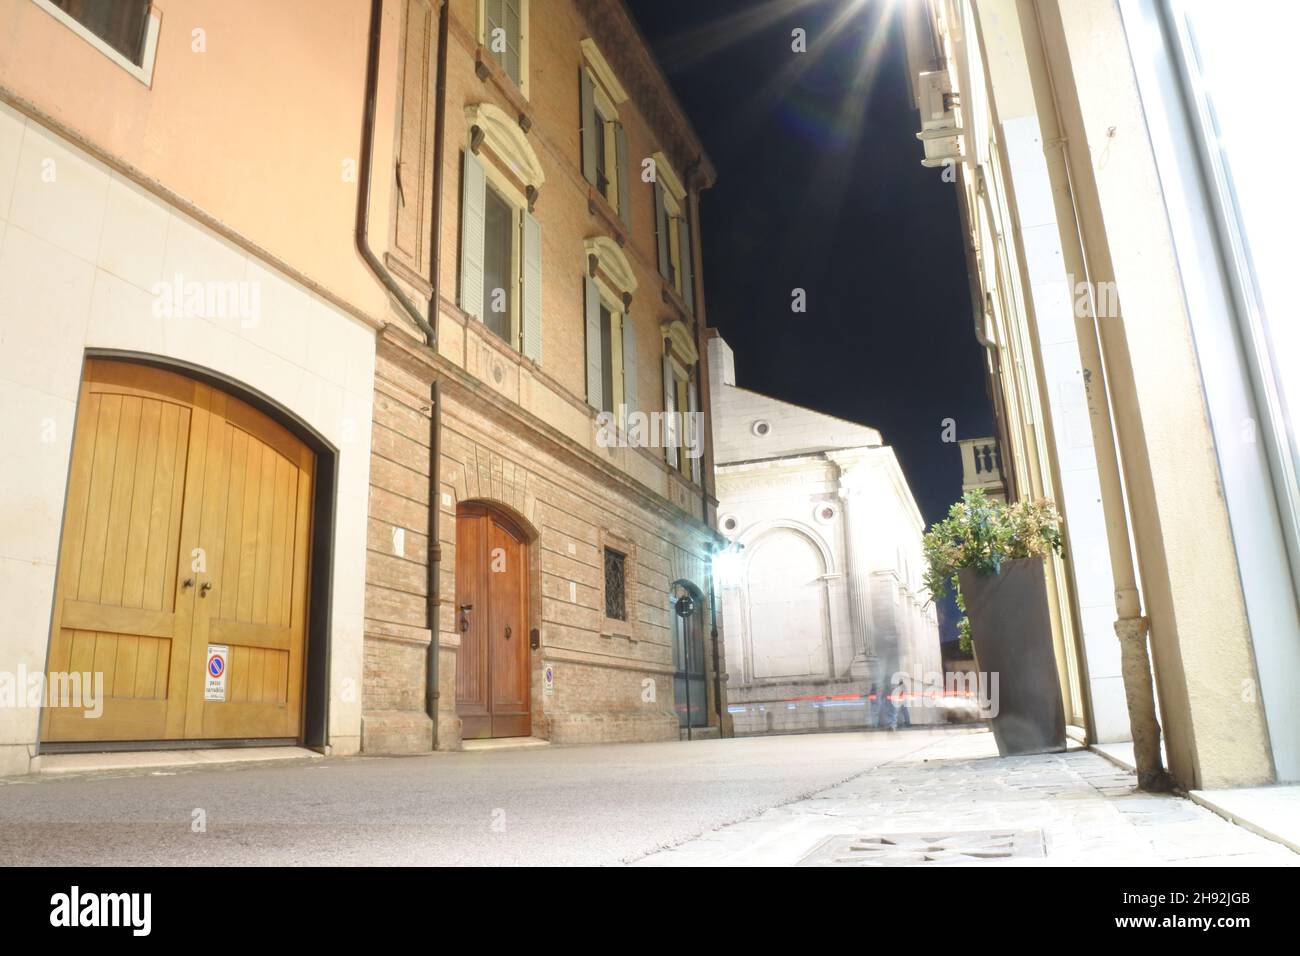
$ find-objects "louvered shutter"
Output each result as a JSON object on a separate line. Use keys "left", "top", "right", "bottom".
{"left": 621, "top": 308, "right": 637, "bottom": 417}
{"left": 580, "top": 69, "right": 598, "bottom": 187}
{"left": 654, "top": 182, "right": 670, "bottom": 280}
{"left": 459, "top": 150, "right": 486, "bottom": 322}
{"left": 680, "top": 209, "right": 695, "bottom": 313}
{"left": 615, "top": 123, "right": 632, "bottom": 230}
{"left": 521, "top": 210, "right": 542, "bottom": 362}
{"left": 687, "top": 373, "right": 701, "bottom": 484}
{"left": 584, "top": 277, "right": 602, "bottom": 409}
{"left": 663, "top": 352, "right": 679, "bottom": 469}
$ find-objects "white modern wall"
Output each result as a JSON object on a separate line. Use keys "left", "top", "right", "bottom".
{"left": 0, "top": 105, "right": 375, "bottom": 773}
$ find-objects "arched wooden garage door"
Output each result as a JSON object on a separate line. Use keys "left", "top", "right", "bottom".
{"left": 42, "top": 360, "right": 314, "bottom": 745}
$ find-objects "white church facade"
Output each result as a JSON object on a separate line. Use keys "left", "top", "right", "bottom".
{"left": 708, "top": 334, "right": 943, "bottom": 735}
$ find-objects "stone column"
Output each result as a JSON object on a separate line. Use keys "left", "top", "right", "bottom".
{"left": 830, "top": 455, "right": 876, "bottom": 679}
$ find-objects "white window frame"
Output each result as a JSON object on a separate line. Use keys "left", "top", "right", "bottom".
{"left": 33, "top": 0, "right": 162, "bottom": 87}
{"left": 479, "top": 0, "right": 530, "bottom": 98}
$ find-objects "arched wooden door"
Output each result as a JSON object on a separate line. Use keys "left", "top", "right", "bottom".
{"left": 42, "top": 360, "right": 314, "bottom": 745}
{"left": 455, "top": 503, "right": 530, "bottom": 739}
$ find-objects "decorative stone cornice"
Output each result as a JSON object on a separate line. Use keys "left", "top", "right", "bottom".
{"left": 652, "top": 150, "right": 685, "bottom": 200}
{"left": 464, "top": 102, "right": 546, "bottom": 190}
{"left": 661, "top": 318, "right": 698, "bottom": 365}
{"left": 580, "top": 37, "right": 629, "bottom": 104}
{"left": 584, "top": 235, "right": 638, "bottom": 294}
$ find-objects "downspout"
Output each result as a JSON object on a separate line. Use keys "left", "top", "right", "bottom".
{"left": 356, "top": 0, "right": 449, "bottom": 747}
{"left": 687, "top": 158, "right": 726, "bottom": 737}
{"left": 1021, "top": 0, "right": 1169, "bottom": 791}
{"left": 356, "top": 0, "right": 436, "bottom": 343}
{"left": 425, "top": 0, "right": 451, "bottom": 745}
{"left": 955, "top": 162, "right": 1018, "bottom": 501}
{"left": 708, "top": 548, "right": 724, "bottom": 733}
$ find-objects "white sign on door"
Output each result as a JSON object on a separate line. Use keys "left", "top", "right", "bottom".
{"left": 204, "top": 645, "right": 229, "bottom": 702}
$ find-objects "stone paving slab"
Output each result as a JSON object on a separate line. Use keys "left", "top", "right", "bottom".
{"left": 634, "top": 731, "right": 1300, "bottom": 866}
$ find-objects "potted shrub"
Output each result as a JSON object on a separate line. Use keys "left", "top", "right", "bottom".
{"left": 922, "top": 490, "right": 1067, "bottom": 756}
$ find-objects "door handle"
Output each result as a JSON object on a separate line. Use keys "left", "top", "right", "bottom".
{"left": 199, "top": 582, "right": 213, "bottom": 598}
{"left": 459, "top": 604, "right": 473, "bottom": 632}
{"left": 504, "top": 625, "right": 511, "bottom": 641}
{"left": 182, "top": 578, "right": 195, "bottom": 589}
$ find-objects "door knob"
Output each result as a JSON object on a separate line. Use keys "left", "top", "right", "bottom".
{"left": 504, "top": 625, "right": 512, "bottom": 641}
{"left": 199, "top": 582, "right": 213, "bottom": 597}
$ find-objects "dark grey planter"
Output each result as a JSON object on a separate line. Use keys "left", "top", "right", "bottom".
{"left": 958, "top": 557, "right": 1066, "bottom": 757}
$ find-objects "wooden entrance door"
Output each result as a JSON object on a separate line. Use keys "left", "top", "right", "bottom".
{"left": 42, "top": 360, "right": 314, "bottom": 744}
{"left": 455, "top": 504, "right": 530, "bottom": 738}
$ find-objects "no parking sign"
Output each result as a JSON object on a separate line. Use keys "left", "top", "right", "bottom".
{"left": 205, "top": 645, "right": 228, "bottom": 701}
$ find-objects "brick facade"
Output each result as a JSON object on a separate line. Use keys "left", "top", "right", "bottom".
{"left": 360, "top": 0, "right": 727, "bottom": 752}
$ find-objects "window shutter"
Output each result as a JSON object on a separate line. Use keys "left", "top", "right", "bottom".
{"left": 679, "top": 209, "right": 695, "bottom": 313}
{"left": 584, "top": 276, "right": 603, "bottom": 409}
{"left": 687, "top": 373, "right": 701, "bottom": 484}
{"left": 663, "top": 352, "right": 679, "bottom": 469}
{"left": 654, "top": 182, "right": 670, "bottom": 280}
{"left": 522, "top": 209, "right": 542, "bottom": 363}
{"left": 621, "top": 308, "right": 637, "bottom": 416}
{"left": 459, "top": 150, "right": 486, "bottom": 322}
{"left": 580, "top": 69, "right": 598, "bottom": 187}
{"left": 615, "top": 123, "right": 631, "bottom": 230}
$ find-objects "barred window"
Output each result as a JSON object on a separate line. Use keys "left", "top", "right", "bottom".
{"left": 603, "top": 547, "right": 627, "bottom": 621}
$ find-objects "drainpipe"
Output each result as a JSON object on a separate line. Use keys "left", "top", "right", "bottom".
{"left": 708, "top": 549, "right": 725, "bottom": 736}
{"left": 357, "top": 0, "right": 449, "bottom": 747}
{"left": 954, "top": 162, "right": 1018, "bottom": 502}
{"left": 1021, "top": 0, "right": 1169, "bottom": 791}
{"left": 356, "top": 0, "right": 435, "bottom": 343}
{"left": 425, "top": 0, "right": 450, "bottom": 746}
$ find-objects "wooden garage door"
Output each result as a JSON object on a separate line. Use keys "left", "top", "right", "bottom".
{"left": 42, "top": 360, "right": 314, "bottom": 744}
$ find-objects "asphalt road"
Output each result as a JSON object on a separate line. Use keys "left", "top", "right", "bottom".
{"left": 0, "top": 730, "right": 956, "bottom": 866}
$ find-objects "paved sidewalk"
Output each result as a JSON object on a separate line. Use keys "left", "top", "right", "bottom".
{"left": 634, "top": 732, "right": 1300, "bottom": 866}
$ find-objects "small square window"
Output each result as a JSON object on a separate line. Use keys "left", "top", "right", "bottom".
{"left": 603, "top": 547, "right": 627, "bottom": 621}
{"left": 50, "top": 0, "right": 151, "bottom": 65}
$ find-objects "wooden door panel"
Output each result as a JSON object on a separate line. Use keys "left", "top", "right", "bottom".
{"left": 488, "top": 518, "right": 529, "bottom": 736}
{"left": 455, "top": 504, "right": 531, "bottom": 739}
{"left": 43, "top": 362, "right": 202, "bottom": 742}
{"left": 43, "top": 360, "right": 313, "bottom": 745}
{"left": 455, "top": 510, "right": 490, "bottom": 738}
{"left": 189, "top": 388, "right": 312, "bottom": 740}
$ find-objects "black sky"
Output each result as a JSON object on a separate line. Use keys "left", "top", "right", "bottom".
{"left": 624, "top": 0, "right": 994, "bottom": 643}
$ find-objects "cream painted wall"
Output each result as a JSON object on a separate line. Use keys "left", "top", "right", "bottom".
{"left": 1039, "top": 0, "right": 1272, "bottom": 788}
{"left": 0, "top": 105, "right": 375, "bottom": 774}
{"left": 0, "top": 0, "right": 397, "bottom": 323}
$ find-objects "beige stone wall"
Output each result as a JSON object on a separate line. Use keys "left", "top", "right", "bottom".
{"left": 362, "top": 334, "right": 721, "bottom": 748}
{"left": 358, "top": 0, "right": 725, "bottom": 749}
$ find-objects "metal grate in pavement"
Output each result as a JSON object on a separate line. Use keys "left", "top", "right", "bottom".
{"left": 796, "top": 828, "right": 1047, "bottom": 866}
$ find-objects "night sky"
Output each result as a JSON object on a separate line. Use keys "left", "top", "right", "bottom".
{"left": 624, "top": 0, "right": 994, "bottom": 644}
